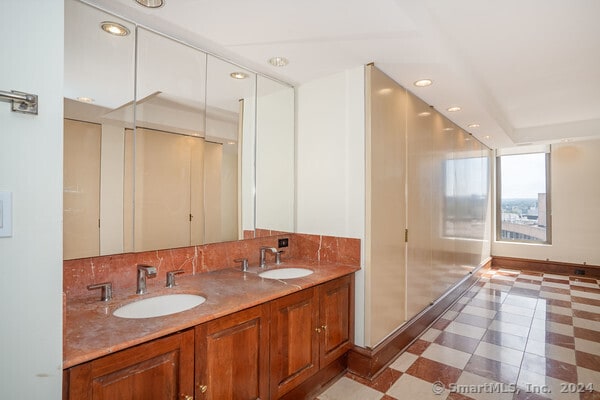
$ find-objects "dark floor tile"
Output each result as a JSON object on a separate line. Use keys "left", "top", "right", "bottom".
{"left": 521, "top": 353, "right": 578, "bottom": 383}
{"left": 405, "top": 357, "right": 463, "bottom": 387}
{"left": 406, "top": 339, "right": 430, "bottom": 356}
{"left": 521, "top": 271, "right": 544, "bottom": 277}
{"left": 576, "top": 351, "right": 600, "bottom": 372}
{"left": 570, "top": 276, "right": 599, "bottom": 284}
{"left": 432, "top": 318, "right": 453, "bottom": 330}
{"left": 573, "top": 309, "right": 600, "bottom": 322}
{"left": 544, "top": 331, "right": 575, "bottom": 349}
{"left": 574, "top": 327, "right": 600, "bottom": 343}
{"left": 447, "top": 392, "right": 476, "bottom": 400}
{"left": 541, "top": 298, "right": 572, "bottom": 308}
{"left": 543, "top": 277, "right": 570, "bottom": 284}
{"left": 434, "top": 331, "right": 480, "bottom": 354}
{"left": 571, "top": 296, "right": 600, "bottom": 307}
{"left": 540, "top": 286, "right": 571, "bottom": 295}
{"left": 481, "top": 329, "right": 528, "bottom": 351}
{"left": 464, "top": 354, "right": 520, "bottom": 383}
{"left": 543, "top": 312, "right": 574, "bottom": 325}
{"left": 346, "top": 368, "right": 402, "bottom": 393}
{"left": 454, "top": 313, "right": 493, "bottom": 329}
{"left": 571, "top": 286, "right": 600, "bottom": 295}
{"left": 516, "top": 278, "right": 543, "bottom": 286}
{"left": 579, "top": 390, "right": 600, "bottom": 400}
{"left": 380, "top": 395, "right": 397, "bottom": 400}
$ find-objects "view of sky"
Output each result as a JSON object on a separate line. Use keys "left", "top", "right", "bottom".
{"left": 500, "top": 153, "right": 546, "bottom": 199}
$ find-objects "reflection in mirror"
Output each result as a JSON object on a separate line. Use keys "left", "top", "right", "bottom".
{"left": 205, "top": 56, "right": 256, "bottom": 243}
{"left": 63, "top": 0, "right": 134, "bottom": 260}
{"left": 133, "top": 27, "right": 208, "bottom": 252}
{"left": 255, "top": 76, "right": 295, "bottom": 234}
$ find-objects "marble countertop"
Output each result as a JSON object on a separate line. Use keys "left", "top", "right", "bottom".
{"left": 64, "top": 260, "right": 359, "bottom": 369}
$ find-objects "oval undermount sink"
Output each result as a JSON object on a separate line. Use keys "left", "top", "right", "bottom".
{"left": 259, "top": 267, "right": 314, "bottom": 280}
{"left": 113, "top": 294, "right": 206, "bottom": 319}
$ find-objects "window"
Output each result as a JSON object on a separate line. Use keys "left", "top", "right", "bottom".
{"left": 496, "top": 152, "right": 551, "bottom": 243}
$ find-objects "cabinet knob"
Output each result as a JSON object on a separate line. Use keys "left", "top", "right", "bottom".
{"left": 199, "top": 385, "right": 208, "bottom": 394}
{"left": 321, "top": 325, "right": 327, "bottom": 331}
{"left": 315, "top": 327, "right": 321, "bottom": 333}
{"left": 182, "top": 395, "right": 193, "bottom": 400}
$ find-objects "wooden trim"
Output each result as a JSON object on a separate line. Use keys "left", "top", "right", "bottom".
{"left": 347, "top": 258, "right": 492, "bottom": 380}
{"left": 492, "top": 256, "right": 600, "bottom": 278}
{"left": 279, "top": 355, "right": 347, "bottom": 400}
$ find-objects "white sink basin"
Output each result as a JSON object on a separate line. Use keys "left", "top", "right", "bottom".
{"left": 113, "top": 294, "right": 206, "bottom": 319}
{"left": 259, "top": 267, "right": 314, "bottom": 280}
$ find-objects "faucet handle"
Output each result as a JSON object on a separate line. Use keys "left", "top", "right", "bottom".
{"left": 275, "top": 250, "right": 284, "bottom": 265}
{"left": 166, "top": 269, "right": 185, "bottom": 288}
{"left": 234, "top": 258, "right": 249, "bottom": 272}
{"left": 137, "top": 264, "right": 157, "bottom": 276}
{"left": 87, "top": 282, "right": 112, "bottom": 301}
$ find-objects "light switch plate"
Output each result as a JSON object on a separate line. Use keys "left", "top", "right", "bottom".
{"left": 0, "top": 191, "right": 13, "bottom": 237}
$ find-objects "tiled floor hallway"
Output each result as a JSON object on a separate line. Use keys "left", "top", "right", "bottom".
{"left": 316, "top": 268, "right": 600, "bottom": 400}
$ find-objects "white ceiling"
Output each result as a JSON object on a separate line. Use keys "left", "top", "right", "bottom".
{"left": 83, "top": 0, "right": 600, "bottom": 149}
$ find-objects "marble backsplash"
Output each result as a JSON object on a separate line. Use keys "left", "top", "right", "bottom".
{"left": 63, "top": 232, "right": 360, "bottom": 300}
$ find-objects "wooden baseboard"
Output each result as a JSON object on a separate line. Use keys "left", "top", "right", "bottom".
{"left": 279, "top": 356, "right": 347, "bottom": 400}
{"left": 347, "top": 258, "right": 492, "bottom": 380}
{"left": 492, "top": 256, "right": 600, "bottom": 278}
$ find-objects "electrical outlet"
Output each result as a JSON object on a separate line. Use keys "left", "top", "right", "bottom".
{"left": 278, "top": 238, "right": 289, "bottom": 248}
{"left": 574, "top": 269, "right": 585, "bottom": 276}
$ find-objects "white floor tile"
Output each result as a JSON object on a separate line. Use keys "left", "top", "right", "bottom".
{"left": 541, "top": 281, "right": 570, "bottom": 289}
{"left": 389, "top": 351, "right": 419, "bottom": 372}
{"left": 574, "top": 337, "right": 600, "bottom": 356}
{"left": 500, "top": 303, "right": 536, "bottom": 317}
{"left": 474, "top": 291, "right": 508, "bottom": 303}
{"left": 571, "top": 289, "right": 600, "bottom": 300}
{"left": 573, "top": 317, "right": 600, "bottom": 331}
{"left": 539, "top": 291, "right": 572, "bottom": 302}
{"left": 462, "top": 305, "right": 498, "bottom": 319}
{"left": 455, "top": 371, "right": 515, "bottom": 400}
{"left": 474, "top": 341, "right": 524, "bottom": 367}
{"left": 571, "top": 302, "right": 600, "bottom": 314}
{"left": 488, "top": 320, "right": 531, "bottom": 338}
{"left": 317, "top": 377, "right": 383, "bottom": 400}
{"left": 524, "top": 339, "right": 576, "bottom": 365}
{"left": 543, "top": 274, "right": 570, "bottom": 281}
{"left": 517, "top": 369, "right": 579, "bottom": 400}
{"left": 422, "top": 343, "right": 472, "bottom": 370}
{"left": 420, "top": 328, "right": 442, "bottom": 342}
{"left": 386, "top": 373, "right": 448, "bottom": 400}
{"left": 576, "top": 367, "right": 600, "bottom": 390}
{"left": 535, "top": 302, "right": 573, "bottom": 317}
{"left": 513, "top": 281, "right": 541, "bottom": 291}
{"left": 444, "top": 321, "right": 487, "bottom": 340}
{"left": 503, "top": 295, "right": 538, "bottom": 309}
{"left": 569, "top": 281, "right": 599, "bottom": 289}
{"left": 530, "top": 319, "right": 574, "bottom": 337}
{"left": 443, "top": 310, "right": 460, "bottom": 320}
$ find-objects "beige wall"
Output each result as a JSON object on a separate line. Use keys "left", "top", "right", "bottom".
{"left": 493, "top": 139, "right": 600, "bottom": 265}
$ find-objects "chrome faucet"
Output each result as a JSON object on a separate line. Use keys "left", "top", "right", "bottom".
{"left": 136, "top": 264, "right": 157, "bottom": 294}
{"left": 259, "top": 247, "right": 278, "bottom": 268}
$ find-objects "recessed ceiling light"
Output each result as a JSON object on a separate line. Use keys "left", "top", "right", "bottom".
{"left": 465, "top": 137, "right": 472, "bottom": 141}
{"left": 467, "top": 123, "right": 480, "bottom": 128}
{"left": 230, "top": 72, "right": 249, "bottom": 80}
{"left": 447, "top": 106, "right": 461, "bottom": 112}
{"left": 227, "top": 141, "right": 236, "bottom": 145}
{"left": 414, "top": 79, "right": 433, "bottom": 87}
{"left": 417, "top": 111, "right": 431, "bottom": 117}
{"left": 77, "top": 97, "right": 94, "bottom": 103}
{"left": 268, "top": 57, "right": 289, "bottom": 67}
{"left": 560, "top": 138, "right": 571, "bottom": 143}
{"left": 484, "top": 135, "right": 491, "bottom": 139}
{"left": 100, "top": 21, "right": 130, "bottom": 36}
{"left": 135, "top": 0, "right": 164, "bottom": 8}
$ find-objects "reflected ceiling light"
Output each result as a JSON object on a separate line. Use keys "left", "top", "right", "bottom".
{"left": 465, "top": 137, "right": 472, "bottom": 141}
{"left": 484, "top": 135, "right": 491, "bottom": 139}
{"left": 414, "top": 79, "right": 433, "bottom": 87}
{"left": 447, "top": 106, "right": 461, "bottom": 112}
{"left": 378, "top": 88, "right": 393, "bottom": 95}
{"left": 560, "top": 138, "right": 571, "bottom": 143}
{"left": 77, "top": 97, "right": 94, "bottom": 103}
{"left": 467, "top": 123, "right": 480, "bottom": 128}
{"left": 443, "top": 127, "right": 454, "bottom": 131}
{"left": 268, "top": 56, "right": 289, "bottom": 67}
{"left": 135, "top": 0, "right": 164, "bottom": 8}
{"left": 227, "top": 141, "right": 236, "bottom": 145}
{"left": 417, "top": 111, "right": 431, "bottom": 117}
{"left": 230, "top": 72, "right": 249, "bottom": 80}
{"left": 100, "top": 21, "right": 130, "bottom": 36}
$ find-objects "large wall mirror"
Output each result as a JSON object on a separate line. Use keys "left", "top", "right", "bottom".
{"left": 63, "top": 0, "right": 294, "bottom": 260}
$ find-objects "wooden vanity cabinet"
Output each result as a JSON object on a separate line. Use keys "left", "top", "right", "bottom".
{"left": 65, "top": 330, "right": 194, "bottom": 400}
{"left": 270, "top": 275, "right": 354, "bottom": 399}
{"left": 194, "top": 304, "right": 270, "bottom": 400}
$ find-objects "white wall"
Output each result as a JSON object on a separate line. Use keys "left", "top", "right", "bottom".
{"left": 0, "top": 1, "right": 64, "bottom": 398}
{"left": 492, "top": 139, "right": 600, "bottom": 265}
{"left": 296, "top": 66, "right": 366, "bottom": 345}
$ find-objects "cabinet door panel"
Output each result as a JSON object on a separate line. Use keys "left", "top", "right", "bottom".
{"left": 319, "top": 275, "right": 354, "bottom": 367}
{"left": 68, "top": 331, "right": 194, "bottom": 400}
{"left": 270, "top": 288, "right": 319, "bottom": 398}
{"left": 195, "top": 305, "right": 269, "bottom": 400}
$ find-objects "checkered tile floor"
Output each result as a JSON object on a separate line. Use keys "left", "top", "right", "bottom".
{"left": 316, "top": 268, "right": 600, "bottom": 400}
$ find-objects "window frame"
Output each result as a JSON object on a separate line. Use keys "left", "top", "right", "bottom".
{"left": 495, "top": 152, "right": 552, "bottom": 244}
